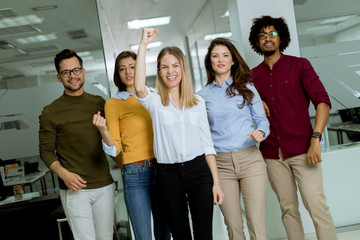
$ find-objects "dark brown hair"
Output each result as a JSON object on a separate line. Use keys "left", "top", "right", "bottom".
{"left": 204, "top": 38, "right": 254, "bottom": 108}
{"left": 54, "top": 49, "right": 83, "bottom": 73}
{"left": 113, "top": 51, "right": 137, "bottom": 92}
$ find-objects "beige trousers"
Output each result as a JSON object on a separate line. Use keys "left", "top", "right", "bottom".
{"left": 265, "top": 151, "right": 337, "bottom": 240}
{"left": 216, "top": 146, "right": 268, "bottom": 240}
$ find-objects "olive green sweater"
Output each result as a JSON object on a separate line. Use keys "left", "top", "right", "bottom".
{"left": 39, "top": 92, "right": 113, "bottom": 190}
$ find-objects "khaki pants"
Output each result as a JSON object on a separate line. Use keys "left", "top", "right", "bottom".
{"left": 216, "top": 146, "right": 267, "bottom": 240}
{"left": 265, "top": 151, "right": 337, "bottom": 240}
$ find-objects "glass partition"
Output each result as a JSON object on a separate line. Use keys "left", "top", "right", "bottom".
{"left": 295, "top": 4, "right": 360, "bottom": 147}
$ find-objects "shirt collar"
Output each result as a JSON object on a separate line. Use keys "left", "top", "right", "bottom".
{"left": 210, "top": 76, "right": 233, "bottom": 88}
{"left": 113, "top": 91, "right": 133, "bottom": 100}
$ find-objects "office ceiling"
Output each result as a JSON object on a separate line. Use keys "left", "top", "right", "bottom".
{"left": 0, "top": 0, "right": 360, "bottom": 86}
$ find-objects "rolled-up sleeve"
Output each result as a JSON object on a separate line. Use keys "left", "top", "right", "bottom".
{"left": 301, "top": 58, "right": 331, "bottom": 109}
{"left": 102, "top": 141, "right": 117, "bottom": 157}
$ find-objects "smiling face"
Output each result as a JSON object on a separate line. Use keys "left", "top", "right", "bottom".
{"left": 57, "top": 56, "right": 85, "bottom": 96}
{"left": 210, "top": 45, "right": 233, "bottom": 78}
{"left": 118, "top": 57, "right": 136, "bottom": 90}
{"left": 258, "top": 25, "right": 281, "bottom": 56}
{"left": 159, "top": 54, "right": 182, "bottom": 90}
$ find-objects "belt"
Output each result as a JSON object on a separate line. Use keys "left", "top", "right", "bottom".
{"left": 131, "top": 159, "right": 155, "bottom": 166}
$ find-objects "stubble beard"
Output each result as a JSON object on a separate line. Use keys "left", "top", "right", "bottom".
{"left": 64, "top": 79, "right": 84, "bottom": 92}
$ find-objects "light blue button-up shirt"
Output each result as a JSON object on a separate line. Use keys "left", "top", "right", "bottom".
{"left": 198, "top": 77, "right": 270, "bottom": 153}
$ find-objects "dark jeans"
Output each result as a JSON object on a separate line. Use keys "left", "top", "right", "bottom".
{"left": 122, "top": 161, "right": 170, "bottom": 240}
{"left": 156, "top": 154, "right": 214, "bottom": 240}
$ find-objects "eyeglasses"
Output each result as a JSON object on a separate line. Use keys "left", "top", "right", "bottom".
{"left": 258, "top": 31, "right": 278, "bottom": 40}
{"left": 60, "top": 67, "right": 83, "bottom": 78}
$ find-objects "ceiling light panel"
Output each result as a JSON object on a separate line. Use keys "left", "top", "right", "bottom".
{"left": 204, "top": 32, "right": 232, "bottom": 41}
{"left": 127, "top": 16, "right": 171, "bottom": 29}
{"left": 0, "top": 15, "right": 43, "bottom": 29}
{"left": 15, "top": 33, "right": 57, "bottom": 44}
{"left": 131, "top": 41, "right": 162, "bottom": 51}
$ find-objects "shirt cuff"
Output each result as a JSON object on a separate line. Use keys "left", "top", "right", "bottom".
{"left": 102, "top": 140, "right": 117, "bottom": 157}
{"left": 204, "top": 147, "right": 216, "bottom": 156}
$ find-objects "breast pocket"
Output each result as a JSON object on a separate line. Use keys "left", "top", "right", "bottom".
{"left": 279, "top": 78, "right": 297, "bottom": 100}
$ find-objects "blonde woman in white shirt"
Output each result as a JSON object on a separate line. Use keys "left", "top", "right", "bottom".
{"left": 134, "top": 28, "right": 224, "bottom": 240}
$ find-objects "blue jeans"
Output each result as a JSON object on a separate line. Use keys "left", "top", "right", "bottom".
{"left": 122, "top": 160, "right": 170, "bottom": 240}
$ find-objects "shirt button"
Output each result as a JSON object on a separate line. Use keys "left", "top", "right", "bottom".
{"left": 274, "top": 110, "right": 277, "bottom": 114}
{"left": 277, "top": 137, "right": 280, "bottom": 139}
{"left": 285, "top": 80, "right": 288, "bottom": 83}
{"left": 270, "top": 73, "right": 272, "bottom": 75}
{"left": 271, "top": 98, "right": 274, "bottom": 100}
{"left": 270, "top": 85, "right": 273, "bottom": 87}
{"left": 275, "top": 124, "right": 279, "bottom": 126}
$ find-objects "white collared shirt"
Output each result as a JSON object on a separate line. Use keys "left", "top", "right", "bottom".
{"left": 137, "top": 87, "right": 216, "bottom": 164}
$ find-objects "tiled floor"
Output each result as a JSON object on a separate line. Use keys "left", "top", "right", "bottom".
{"left": 38, "top": 158, "right": 360, "bottom": 240}
{"left": 274, "top": 225, "right": 360, "bottom": 240}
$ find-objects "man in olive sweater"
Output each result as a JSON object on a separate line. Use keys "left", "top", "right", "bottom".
{"left": 39, "top": 49, "right": 114, "bottom": 240}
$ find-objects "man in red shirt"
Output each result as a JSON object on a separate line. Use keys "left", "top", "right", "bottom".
{"left": 249, "top": 16, "right": 337, "bottom": 240}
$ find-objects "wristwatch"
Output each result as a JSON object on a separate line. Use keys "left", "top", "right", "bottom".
{"left": 311, "top": 132, "right": 322, "bottom": 140}
{"left": 259, "top": 130, "right": 265, "bottom": 138}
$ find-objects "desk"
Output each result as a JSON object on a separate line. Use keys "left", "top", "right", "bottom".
{"left": 3, "top": 169, "right": 50, "bottom": 195}
{"left": 328, "top": 122, "right": 360, "bottom": 144}
{"left": 0, "top": 192, "right": 40, "bottom": 206}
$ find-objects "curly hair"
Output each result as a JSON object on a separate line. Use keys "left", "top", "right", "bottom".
{"left": 248, "top": 15, "right": 291, "bottom": 55}
{"left": 113, "top": 51, "right": 137, "bottom": 92}
{"left": 204, "top": 38, "right": 254, "bottom": 108}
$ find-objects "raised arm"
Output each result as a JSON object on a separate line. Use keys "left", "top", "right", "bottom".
{"left": 134, "top": 28, "right": 158, "bottom": 99}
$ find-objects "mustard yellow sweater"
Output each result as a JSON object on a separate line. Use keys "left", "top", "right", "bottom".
{"left": 105, "top": 96, "right": 154, "bottom": 164}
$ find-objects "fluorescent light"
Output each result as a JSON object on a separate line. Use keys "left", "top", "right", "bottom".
{"left": 17, "top": 49, "right": 26, "bottom": 54}
{"left": 16, "top": 33, "right": 57, "bottom": 44}
{"left": 204, "top": 32, "right": 232, "bottom": 41}
{"left": 127, "top": 16, "right": 171, "bottom": 29}
{"left": 130, "top": 41, "right": 162, "bottom": 51}
{"left": 320, "top": 16, "right": 353, "bottom": 24}
{"left": 82, "top": 56, "right": 94, "bottom": 61}
{"left": 305, "top": 25, "right": 331, "bottom": 31}
{"left": 221, "top": 10, "right": 229, "bottom": 18}
{"left": 0, "top": 15, "right": 43, "bottom": 29}
{"left": 78, "top": 51, "right": 91, "bottom": 57}
{"left": 338, "top": 50, "right": 360, "bottom": 56}
{"left": 348, "top": 64, "right": 360, "bottom": 68}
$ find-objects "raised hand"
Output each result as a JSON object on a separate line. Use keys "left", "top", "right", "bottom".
{"left": 140, "top": 28, "right": 158, "bottom": 46}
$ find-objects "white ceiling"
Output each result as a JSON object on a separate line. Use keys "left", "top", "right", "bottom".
{"left": 1, "top": 0, "right": 360, "bottom": 88}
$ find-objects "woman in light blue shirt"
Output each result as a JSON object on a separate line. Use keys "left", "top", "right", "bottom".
{"left": 198, "top": 37, "right": 270, "bottom": 240}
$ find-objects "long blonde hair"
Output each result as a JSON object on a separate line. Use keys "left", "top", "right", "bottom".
{"left": 156, "top": 46, "right": 199, "bottom": 108}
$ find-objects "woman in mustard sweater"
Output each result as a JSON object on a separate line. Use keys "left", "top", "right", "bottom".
{"left": 93, "top": 51, "right": 170, "bottom": 240}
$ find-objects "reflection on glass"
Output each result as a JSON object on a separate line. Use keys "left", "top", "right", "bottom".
{"left": 0, "top": 0, "right": 109, "bottom": 160}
